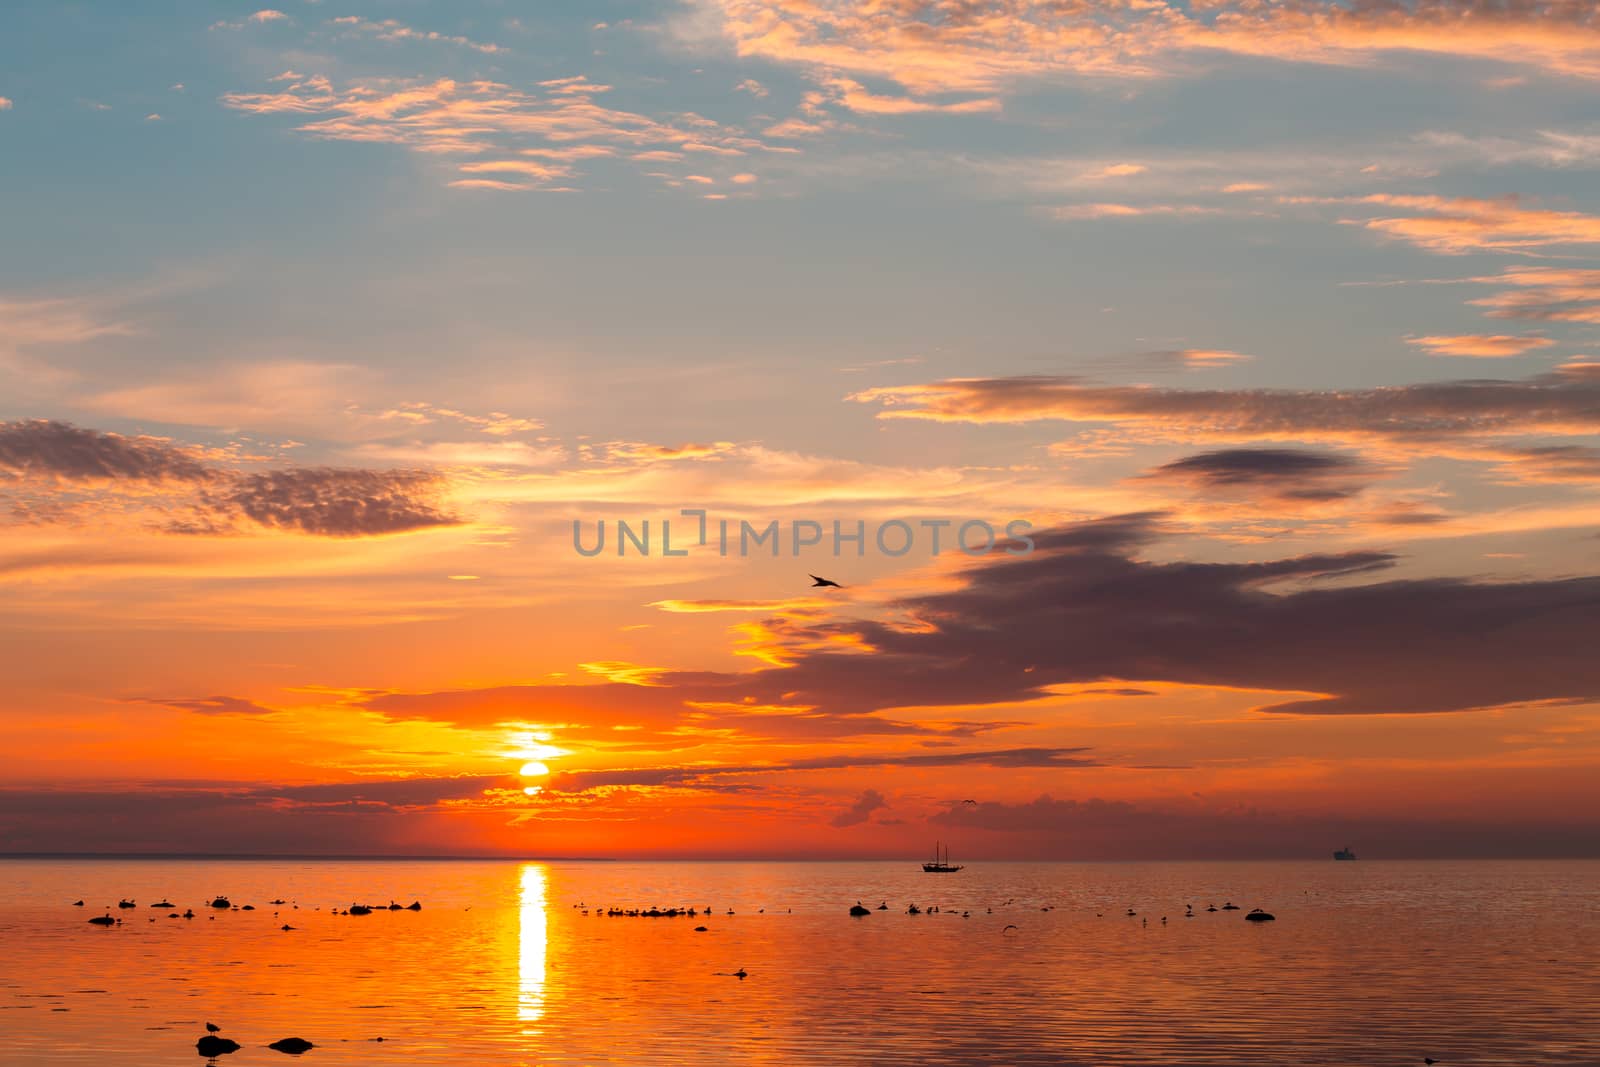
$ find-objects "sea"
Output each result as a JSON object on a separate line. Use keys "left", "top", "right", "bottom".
{"left": 0, "top": 859, "right": 1596, "bottom": 1065}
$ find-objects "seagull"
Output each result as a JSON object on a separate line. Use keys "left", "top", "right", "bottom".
{"left": 808, "top": 574, "right": 842, "bottom": 588}
{"left": 205, "top": 1023, "right": 221, "bottom": 1033}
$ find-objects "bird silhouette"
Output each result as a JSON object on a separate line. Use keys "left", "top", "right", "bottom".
{"left": 962, "top": 799, "right": 978, "bottom": 805}
{"left": 205, "top": 1022, "right": 220, "bottom": 1033}
{"left": 809, "top": 574, "right": 842, "bottom": 588}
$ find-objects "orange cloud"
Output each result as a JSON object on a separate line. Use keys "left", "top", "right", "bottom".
{"left": 1350, "top": 194, "right": 1600, "bottom": 254}
{"left": 222, "top": 74, "right": 775, "bottom": 189}
{"left": 710, "top": 0, "right": 1600, "bottom": 102}
{"left": 1408, "top": 334, "right": 1557, "bottom": 357}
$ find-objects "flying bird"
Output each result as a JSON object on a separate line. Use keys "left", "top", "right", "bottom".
{"left": 809, "top": 574, "right": 842, "bottom": 588}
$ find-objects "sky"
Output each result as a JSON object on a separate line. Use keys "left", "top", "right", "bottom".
{"left": 2, "top": 0, "right": 1599, "bottom": 859}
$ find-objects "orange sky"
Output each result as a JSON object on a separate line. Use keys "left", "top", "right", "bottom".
{"left": 2, "top": 0, "right": 1599, "bottom": 858}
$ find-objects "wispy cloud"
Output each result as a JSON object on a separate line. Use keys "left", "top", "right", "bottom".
{"left": 850, "top": 363, "right": 1600, "bottom": 447}
{"left": 1407, "top": 333, "right": 1557, "bottom": 357}
{"left": 221, "top": 73, "right": 775, "bottom": 190}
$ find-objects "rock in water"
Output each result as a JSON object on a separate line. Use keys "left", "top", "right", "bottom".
{"left": 196, "top": 1035, "right": 241, "bottom": 1056}
{"left": 268, "top": 1037, "right": 315, "bottom": 1054}
{"left": 849, "top": 904, "right": 871, "bottom": 916}
{"left": 1245, "top": 909, "right": 1276, "bottom": 922}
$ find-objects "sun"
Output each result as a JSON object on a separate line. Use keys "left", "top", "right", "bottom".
{"left": 519, "top": 761, "right": 550, "bottom": 778}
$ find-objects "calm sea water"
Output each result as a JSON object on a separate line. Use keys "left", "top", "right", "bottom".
{"left": 0, "top": 859, "right": 1595, "bottom": 1066}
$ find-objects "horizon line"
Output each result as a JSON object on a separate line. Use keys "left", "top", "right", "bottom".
{"left": 3, "top": 852, "right": 1599, "bottom": 862}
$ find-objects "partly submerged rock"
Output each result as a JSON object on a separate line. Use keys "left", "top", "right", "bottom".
{"left": 1245, "top": 909, "right": 1276, "bottom": 922}
{"left": 268, "top": 1037, "right": 315, "bottom": 1055}
{"left": 848, "top": 903, "right": 871, "bottom": 916}
{"left": 196, "top": 1034, "right": 241, "bottom": 1056}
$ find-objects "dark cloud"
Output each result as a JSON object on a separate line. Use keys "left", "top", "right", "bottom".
{"left": 831, "top": 788, "right": 888, "bottom": 827}
{"left": 852, "top": 363, "right": 1600, "bottom": 444}
{"left": 770, "top": 514, "right": 1599, "bottom": 716}
{"left": 365, "top": 514, "right": 1600, "bottom": 726}
{"left": 928, "top": 794, "right": 1600, "bottom": 860}
{"left": 207, "top": 467, "right": 460, "bottom": 537}
{"left": 1141, "top": 447, "right": 1373, "bottom": 501}
{"left": 545, "top": 747, "right": 1097, "bottom": 793}
{"left": 0, "top": 419, "right": 211, "bottom": 483}
{"left": 127, "top": 695, "right": 280, "bottom": 716}
{"left": 0, "top": 775, "right": 515, "bottom": 855}
{"left": 0, "top": 420, "right": 462, "bottom": 538}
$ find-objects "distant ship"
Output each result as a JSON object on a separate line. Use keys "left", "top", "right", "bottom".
{"left": 1333, "top": 846, "right": 1357, "bottom": 861}
{"left": 922, "top": 842, "right": 964, "bottom": 873}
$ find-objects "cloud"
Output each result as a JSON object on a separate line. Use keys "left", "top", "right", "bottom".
{"left": 1090, "top": 349, "right": 1253, "bottom": 375}
{"left": 0, "top": 420, "right": 212, "bottom": 484}
{"left": 329, "top": 16, "right": 502, "bottom": 54}
{"left": 205, "top": 467, "right": 460, "bottom": 537}
{"left": 929, "top": 794, "right": 1600, "bottom": 859}
{"left": 1, "top": 295, "right": 133, "bottom": 374}
{"left": 1348, "top": 194, "right": 1600, "bottom": 254}
{"left": 545, "top": 747, "right": 1098, "bottom": 793}
{"left": 1408, "top": 334, "right": 1557, "bottom": 358}
{"left": 0, "top": 420, "right": 464, "bottom": 538}
{"left": 249, "top": 9, "right": 287, "bottom": 22}
{"left": 782, "top": 514, "right": 1600, "bottom": 716}
{"left": 221, "top": 74, "right": 773, "bottom": 190}
{"left": 1140, "top": 447, "right": 1374, "bottom": 502}
{"left": 1469, "top": 267, "right": 1600, "bottom": 324}
{"left": 831, "top": 788, "right": 888, "bottom": 827}
{"left": 849, "top": 364, "right": 1600, "bottom": 447}
{"left": 362, "top": 511, "right": 1600, "bottom": 721}
{"left": 1051, "top": 203, "right": 1220, "bottom": 220}
{"left": 0, "top": 775, "right": 517, "bottom": 855}
{"left": 127, "top": 695, "right": 280, "bottom": 716}
{"left": 0, "top": 97, "right": 12, "bottom": 110}
{"left": 706, "top": 0, "right": 1600, "bottom": 102}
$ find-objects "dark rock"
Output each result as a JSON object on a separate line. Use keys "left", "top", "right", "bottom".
{"left": 88, "top": 915, "right": 116, "bottom": 926}
{"left": 196, "top": 1035, "right": 241, "bottom": 1056}
{"left": 405, "top": 901, "right": 421, "bottom": 911}
{"left": 849, "top": 904, "right": 871, "bottom": 916}
{"left": 210, "top": 897, "right": 231, "bottom": 909}
{"left": 1245, "top": 909, "right": 1276, "bottom": 922}
{"left": 268, "top": 1037, "right": 315, "bottom": 1054}
{"left": 348, "top": 904, "right": 372, "bottom": 916}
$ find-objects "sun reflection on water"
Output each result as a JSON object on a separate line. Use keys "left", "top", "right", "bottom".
{"left": 518, "top": 864, "right": 548, "bottom": 1030}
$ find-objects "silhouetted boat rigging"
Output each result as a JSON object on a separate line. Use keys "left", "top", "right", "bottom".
{"left": 922, "top": 842, "right": 964, "bottom": 873}
{"left": 1333, "top": 846, "right": 1357, "bottom": 861}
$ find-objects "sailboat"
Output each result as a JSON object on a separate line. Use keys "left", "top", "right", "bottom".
{"left": 922, "top": 842, "right": 964, "bottom": 873}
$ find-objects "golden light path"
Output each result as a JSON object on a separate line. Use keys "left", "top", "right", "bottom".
{"left": 518, "top": 864, "right": 549, "bottom": 1031}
